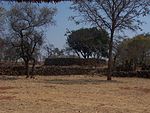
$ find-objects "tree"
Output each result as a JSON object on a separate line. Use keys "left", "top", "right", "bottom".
{"left": 0, "top": 37, "right": 18, "bottom": 62}
{"left": 66, "top": 27, "right": 109, "bottom": 59}
{"left": 43, "top": 43, "right": 55, "bottom": 58}
{"left": 0, "top": 38, "right": 5, "bottom": 61}
{"left": 3, "top": 0, "right": 62, "bottom": 3}
{"left": 0, "top": 7, "right": 4, "bottom": 30}
{"left": 63, "top": 46, "right": 78, "bottom": 58}
{"left": 71, "top": 0, "right": 150, "bottom": 80}
{"left": 0, "top": 6, "right": 5, "bottom": 36}
{"left": 7, "top": 3, "right": 57, "bottom": 78}
{"left": 52, "top": 48, "right": 64, "bottom": 57}
{"left": 44, "top": 43, "right": 65, "bottom": 58}
{"left": 116, "top": 34, "right": 150, "bottom": 70}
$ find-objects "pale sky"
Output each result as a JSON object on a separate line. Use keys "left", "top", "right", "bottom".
{"left": 1, "top": 1, "right": 150, "bottom": 49}
{"left": 44, "top": 2, "right": 91, "bottom": 49}
{"left": 45, "top": 2, "right": 150, "bottom": 49}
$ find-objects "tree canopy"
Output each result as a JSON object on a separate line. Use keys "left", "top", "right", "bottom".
{"left": 66, "top": 27, "right": 109, "bottom": 59}
{"left": 7, "top": 3, "right": 57, "bottom": 78}
{"left": 2, "top": 0, "right": 67, "bottom": 3}
{"left": 115, "top": 34, "right": 150, "bottom": 71}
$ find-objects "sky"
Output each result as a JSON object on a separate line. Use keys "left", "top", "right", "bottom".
{"left": 43, "top": 2, "right": 91, "bottom": 49}
{"left": 43, "top": 2, "right": 150, "bottom": 49}
{"left": 1, "top": 1, "right": 150, "bottom": 49}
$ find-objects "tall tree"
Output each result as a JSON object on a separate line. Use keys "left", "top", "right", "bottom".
{"left": 71, "top": 0, "right": 150, "bottom": 80}
{"left": 7, "top": 3, "right": 57, "bottom": 78}
{"left": 66, "top": 27, "right": 109, "bottom": 59}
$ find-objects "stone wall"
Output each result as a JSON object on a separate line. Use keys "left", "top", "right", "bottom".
{"left": 44, "top": 58, "right": 106, "bottom": 67}
{"left": 112, "top": 71, "right": 150, "bottom": 78}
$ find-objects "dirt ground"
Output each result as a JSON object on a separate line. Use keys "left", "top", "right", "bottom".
{"left": 0, "top": 75, "right": 150, "bottom": 113}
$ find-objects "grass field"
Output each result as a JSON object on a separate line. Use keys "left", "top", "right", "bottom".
{"left": 0, "top": 75, "right": 150, "bottom": 113}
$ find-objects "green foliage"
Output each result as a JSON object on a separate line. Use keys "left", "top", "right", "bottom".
{"left": 66, "top": 27, "right": 109, "bottom": 59}
{"left": 116, "top": 34, "right": 150, "bottom": 70}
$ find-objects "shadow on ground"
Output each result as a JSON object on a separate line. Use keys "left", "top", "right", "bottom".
{"left": 44, "top": 78, "right": 123, "bottom": 85}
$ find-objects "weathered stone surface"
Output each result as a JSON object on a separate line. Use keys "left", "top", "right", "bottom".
{"left": 44, "top": 58, "right": 106, "bottom": 67}
{"left": 112, "top": 71, "right": 150, "bottom": 78}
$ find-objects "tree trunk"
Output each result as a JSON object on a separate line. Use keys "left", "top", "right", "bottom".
{"left": 107, "top": 31, "right": 114, "bottom": 80}
{"left": 30, "top": 58, "right": 36, "bottom": 78}
{"left": 80, "top": 51, "right": 86, "bottom": 59}
{"left": 25, "top": 60, "right": 30, "bottom": 78}
{"left": 75, "top": 50, "right": 80, "bottom": 58}
{"left": 113, "top": 54, "right": 117, "bottom": 69}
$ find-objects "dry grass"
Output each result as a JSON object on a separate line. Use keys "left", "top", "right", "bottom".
{"left": 0, "top": 75, "right": 150, "bottom": 113}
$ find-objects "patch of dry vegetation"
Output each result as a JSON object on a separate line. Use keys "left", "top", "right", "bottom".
{"left": 0, "top": 75, "right": 150, "bottom": 113}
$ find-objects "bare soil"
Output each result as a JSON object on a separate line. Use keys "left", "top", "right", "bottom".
{"left": 0, "top": 75, "right": 150, "bottom": 113}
